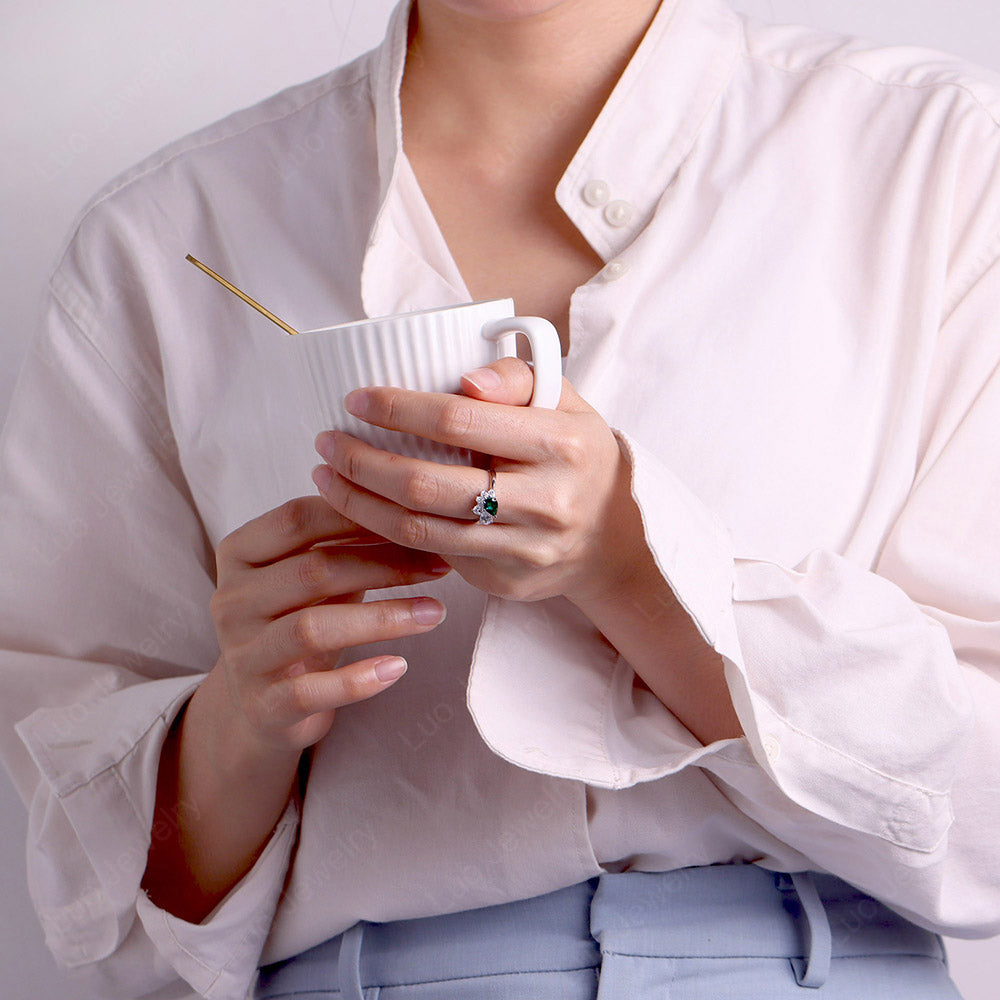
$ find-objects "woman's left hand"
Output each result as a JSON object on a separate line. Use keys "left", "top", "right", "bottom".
{"left": 311, "top": 358, "right": 645, "bottom": 607}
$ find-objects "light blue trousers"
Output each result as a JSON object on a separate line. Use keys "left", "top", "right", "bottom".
{"left": 256, "top": 865, "right": 961, "bottom": 999}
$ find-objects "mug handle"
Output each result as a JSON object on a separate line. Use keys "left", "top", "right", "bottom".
{"left": 480, "top": 316, "right": 563, "bottom": 409}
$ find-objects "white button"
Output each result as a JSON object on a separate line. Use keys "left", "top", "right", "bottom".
{"left": 601, "top": 260, "right": 630, "bottom": 281}
{"left": 582, "top": 179, "right": 611, "bottom": 206}
{"left": 762, "top": 734, "right": 781, "bottom": 763}
{"left": 604, "top": 199, "right": 635, "bottom": 227}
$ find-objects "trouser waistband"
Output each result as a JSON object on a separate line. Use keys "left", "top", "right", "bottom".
{"left": 257, "top": 865, "right": 946, "bottom": 998}
{"left": 263, "top": 876, "right": 600, "bottom": 999}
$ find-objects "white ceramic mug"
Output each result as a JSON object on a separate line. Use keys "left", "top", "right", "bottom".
{"left": 289, "top": 298, "right": 562, "bottom": 465}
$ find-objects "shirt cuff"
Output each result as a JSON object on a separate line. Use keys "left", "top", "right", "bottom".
{"left": 16, "top": 673, "right": 299, "bottom": 997}
{"left": 467, "top": 431, "right": 956, "bottom": 856}
{"left": 466, "top": 430, "right": 744, "bottom": 788}
{"left": 16, "top": 675, "right": 203, "bottom": 965}
{"left": 136, "top": 801, "right": 298, "bottom": 1000}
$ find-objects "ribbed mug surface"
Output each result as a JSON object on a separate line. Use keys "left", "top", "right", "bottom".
{"left": 291, "top": 299, "right": 518, "bottom": 466}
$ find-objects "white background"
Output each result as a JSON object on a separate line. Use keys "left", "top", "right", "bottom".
{"left": 1, "top": 1, "right": 998, "bottom": 997}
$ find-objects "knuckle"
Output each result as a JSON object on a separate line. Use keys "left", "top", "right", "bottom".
{"left": 261, "top": 622, "right": 288, "bottom": 668}
{"left": 292, "top": 672, "right": 332, "bottom": 717}
{"left": 512, "top": 361, "right": 537, "bottom": 400}
{"left": 343, "top": 446, "right": 365, "bottom": 484}
{"left": 276, "top": 497, "right": 315, "bottom": 540}
{"left": 295, "top": 550, "right": 330, "bottom": 594}
{"left": 209, "top": 588, "right": 241, "bottom": 632}
{"left": 366, "top": 600, "right": 398, "bottom": 634}
{"left": 434, "top": 397, "right": 474, "bottom": 440}
{"left": 337, "top": 483, "right": 362, "bottom": 523}
{"left": 522, "top": 539, "right": 561, "bottom": 570}
{"left": 214, "top": 532, "right": 236, "bottom": 563}
{"left": 496, "top": 356, "right": 532, "bottom": 380}
{"left": 504, "top": 580, "right": 535, "bottom": 602}
{"left": 289, "top": 608, "right": 327, "bottom": 653}
{"left": 395, "top": 510, "right": 431, "bottom": 549}
{"left": 539, "top": 490, "right": 572, "bottom": 531}
{"left": 208, "top": 588, "right": 227, "bottom": 624}
{"left": 538, "top": 490, "right": 576, "bottom": 531}
{"left": 380, "top": 391, "right": 401, "bottom": 427}
{"left": 364, "top": 389, "right": 402, "bottom": 430}
{"left": 338, "top": 669, "right": 370, "bottom": 705}
{"left": 401, "top": 468, "right": 440, "bottom": 510}
{"left": 368, "top": 599, "right": 412, "bottom": 637}
{"left": 277, "top": 675, "right": 312, "bottom": 719}
{"left": 535, "top": 506, "right": 567, "bottom": 533}
{"left": 551, "top": 430, "right": 588, "bottom": 467}
{"left": 489, "top": 570, "right": 537, "bottom": 603}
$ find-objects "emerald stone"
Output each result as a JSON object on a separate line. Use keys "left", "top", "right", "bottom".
{"left": 474, "top": 488, "right": 499, "bottom": 524}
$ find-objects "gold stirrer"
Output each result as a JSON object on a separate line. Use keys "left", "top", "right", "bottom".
{"left": 185, "top": 254, "right": 301, "bottom": 336}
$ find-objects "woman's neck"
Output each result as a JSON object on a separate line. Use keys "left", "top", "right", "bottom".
{"left": 401, "top": 0, "right": 662, "bottom": 169}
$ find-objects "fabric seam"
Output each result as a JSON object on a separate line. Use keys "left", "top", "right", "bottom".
{"left": 329, "top": 965, "right": 600, "bottom": 989}
{"left": 46, "top": 281, "right": 178, "bottom": 459}
{"left": 731, "top": 701, "right": 949, "bottom": 799}
{"left": 51, "top": 64, "right": 373, "bottom": 279}
{"left": 34, "top": 678, "right": 202, "bottom": 798}
{"left": 601, "top": 948, "right": 946, "bottom": 961}
{"left": 743, "top": 51, "right": 1000, "bottom": 129}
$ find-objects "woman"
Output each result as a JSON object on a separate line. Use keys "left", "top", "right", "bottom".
{"left": 2, "top": 0, "right": 999, "bottom": 997}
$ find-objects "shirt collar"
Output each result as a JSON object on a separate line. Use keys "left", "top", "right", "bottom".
{"left": 362, "top": 0, "right": 742, "bottom": 316}
{"left": 369, "top": 0, "right": 413, "bottom": 240}
{"left": 556, "top": 0, "right": 742, "bottom": 260}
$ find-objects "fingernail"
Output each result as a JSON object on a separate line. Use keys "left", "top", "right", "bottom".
{"left": 315, "top": 431, "right": 336, "bottom": 463}
{"left": 412, "top": 597, "right": 445, "bottom": 625}
{"left": 428, "top": 561, "right": 452, "bottom": 576}
{"left": 312, "top": 464, "right": 333, "bottom": 493}
{"left": 462, "top": 366, "right": 501, "bottom": 391}
{"left": 375, "top": 656, "right": 407, "bottom": 683}
{"left": 345, "top": 389, "right": 370, "bottom": 418}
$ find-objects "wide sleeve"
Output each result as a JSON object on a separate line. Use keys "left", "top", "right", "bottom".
{"left": 0, "top": 288, "right": 298, "bottom": 999}
{"left": 698, "top": 249, "right": 1000, "bottom": 937}
{"left": 467, "top": 252, "right": 1000, "bottom": 938}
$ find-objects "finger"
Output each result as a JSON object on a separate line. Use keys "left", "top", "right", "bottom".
{"left": 315, "top": 435, "right": 532, "bottom": 522}
{"left": 213, "top": 542, "right": 452, "bottom": 626}
{"left": 314, "top": 466, "right": 526, "bottom": 560}
{"left": 340, "top": 386, "right": 570, "bottom": 462}
{"left": 247, "top": 595, "right": 447, "bottom": 677}
{"left": 460, "top": 357, "right": 536, "bottom": 405}
{"left": 264, "top": 654, "right": 410, "bottom": 726}
{"left": 217, "top": 496, "right": 383, "bottom": 572}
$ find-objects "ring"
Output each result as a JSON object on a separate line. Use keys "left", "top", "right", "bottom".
{"left": 473, "top": 469, "right": 499, "bottom": 525}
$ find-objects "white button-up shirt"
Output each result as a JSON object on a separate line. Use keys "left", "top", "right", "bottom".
{"left": 3, "top": 0, "right": 1000, "bottom": 997}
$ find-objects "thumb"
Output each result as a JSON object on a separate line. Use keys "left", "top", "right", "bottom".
{"left": 460, "top": 356, "right": 539, "bottom": 406}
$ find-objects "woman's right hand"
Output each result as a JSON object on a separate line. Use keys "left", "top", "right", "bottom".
{"left": 144, "top": 495, "right": 450, "bottom": 921}
{"left": 209, "top": 494, "right": 451, "bottom": 756}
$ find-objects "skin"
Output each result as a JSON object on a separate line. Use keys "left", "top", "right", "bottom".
{"left": 143, "top": 0, "right": 741, "bottom": 924}
{"left": 401, "top": 0, "right": 665, "bottom": 348}
{"left": 313, "top": 364, "right": 742, "bottom": 747}
{"left": 142, "top": 500, "right": 451, "bottom": 920}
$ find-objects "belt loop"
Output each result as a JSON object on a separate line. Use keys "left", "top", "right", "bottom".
{"left": 789, "top": 872, "right": 832, "bottom": 989}
{"left": 337, "top": 921, "right": 366, "bottom": 1000}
